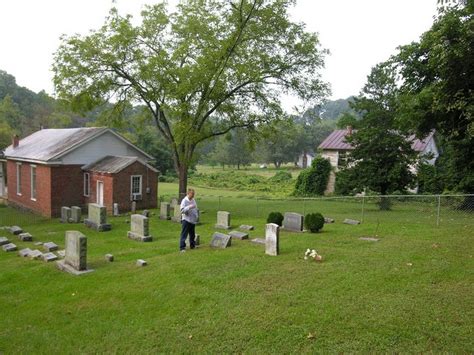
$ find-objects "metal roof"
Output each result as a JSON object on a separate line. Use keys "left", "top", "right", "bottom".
{"left": 4, "top": 127, "right": 153, "bottom": 163}
{"left": 82, "top": 155, "right": 158, "bottom": 174}
{"left": 318, "top": 129, "right": 434, "bottom": 152}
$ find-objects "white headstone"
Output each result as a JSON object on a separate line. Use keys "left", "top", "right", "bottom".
{"left": 265, "top": 223, "right": 280, "bottom": 256}
{"left": 215, "top": 211, "right": 231, "bottom": 230}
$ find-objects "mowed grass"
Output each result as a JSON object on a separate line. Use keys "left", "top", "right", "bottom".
{"left": 0, "top": 188, "right": 473, "bottom": 353}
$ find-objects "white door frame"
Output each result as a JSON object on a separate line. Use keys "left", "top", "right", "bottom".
{"left": 96, "top": 180, "right": 104, "bottom": 205}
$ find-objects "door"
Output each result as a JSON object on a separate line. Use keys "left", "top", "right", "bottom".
{"left": 97, "top": 181, "right": 104, "bottom": 206}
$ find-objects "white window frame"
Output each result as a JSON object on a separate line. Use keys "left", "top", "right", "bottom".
{"left": 16, "top": 162, "right": 22, "bottom": 196}
{"left": 30, "top": 164, "right": 37, "bottom": 201}
{"left": 83, "top": 172, "right": 90, "bottom": 197}
{"left": 130, "top": 175, "right": 142, "bottom": 198}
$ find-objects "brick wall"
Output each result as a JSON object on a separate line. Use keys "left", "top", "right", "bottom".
{"left": 50, "top": 165, "right": 85, "bottom": 217}
{"left": 85, "top": 172, "right": 114, "bottom": 213}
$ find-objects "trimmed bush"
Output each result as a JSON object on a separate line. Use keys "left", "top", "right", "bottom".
{"left": 267, "top": 212, "right": 284, "bottom": 226}
{"left": 304, "top": 213, "right": 325, "bottom": 233}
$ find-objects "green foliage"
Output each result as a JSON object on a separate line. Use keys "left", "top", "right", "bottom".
{"left": 336, "top": 112, "right": 360, "bottom": 129}
{"left": 209, "top": 129, "right": 253, "bottom": 169}
{"left": 304, "top": 212, "right": 325, "bottom": 233}
{"left": 334, "top": 169, "right": 357, "bottom": 195}
{"left": 293, "top": 157, "right": 331, "bottom": 196}
{"left": 417, "top": 163, "right": 444, "bottom": 194}
{"left": 269, "top": 171, "right": 293, "bottom": 183}
{"left": 266, "top": 212, "right": 284, "bottom": 226}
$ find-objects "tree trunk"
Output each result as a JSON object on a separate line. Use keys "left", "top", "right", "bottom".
{"left": 178, "top": 164, "right": 188, "bottom": 202}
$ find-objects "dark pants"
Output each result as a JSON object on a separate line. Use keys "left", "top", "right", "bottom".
{"left": 180, "top": 220, "right": 196, "bottom": 250}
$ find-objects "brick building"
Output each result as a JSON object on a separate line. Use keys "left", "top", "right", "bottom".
{"left": 3, "top": 127, "right": 158, "bottom": 217}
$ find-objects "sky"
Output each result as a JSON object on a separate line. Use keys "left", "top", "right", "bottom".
{"left": 0, "top": 0, "right": 438, "bottom": 108}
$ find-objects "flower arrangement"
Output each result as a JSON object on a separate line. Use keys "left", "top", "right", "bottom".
{"left": 304, "top": 249, "right": 323, "bottom": 262}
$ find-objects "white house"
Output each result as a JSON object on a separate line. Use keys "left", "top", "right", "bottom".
{"left": 296, "top": 151, "right": 315, "bottom": 168}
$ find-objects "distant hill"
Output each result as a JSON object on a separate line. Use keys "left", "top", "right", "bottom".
{"left": 303, "top": 97, "right": 359, "bottom": 121}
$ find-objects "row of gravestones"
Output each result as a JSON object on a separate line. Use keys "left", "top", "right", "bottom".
{"left": 159, "top": 199, "right": 194, "bottom": 223}
{"left": 60, "top": 206, "right": 82, "bottom": 224}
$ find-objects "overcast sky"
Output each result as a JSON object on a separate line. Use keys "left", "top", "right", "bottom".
{"left": 0, "top": 0, "right": 438, "bottom": 108}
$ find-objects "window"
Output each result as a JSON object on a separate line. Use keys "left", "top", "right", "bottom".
{"left": 16, "top": 163, "right": 22, "bottom": 195}
{"left": 338, "top": 151, "right": 349, "bottom": 169}
{"left": 30, "top": 165, "right": 37, "bottom": 200}
{"left": 130, "top": 175, "right": 142, "bottom": 196}
{"left": 83, "top": 173, "right": 90, "bottom": 196}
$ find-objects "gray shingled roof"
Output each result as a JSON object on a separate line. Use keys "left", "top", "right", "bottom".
{"left": 82, "top": 155, "right": 158, "bottom": 174}
{"left": 4, "top": 127, "right": 107, "bottom": 162}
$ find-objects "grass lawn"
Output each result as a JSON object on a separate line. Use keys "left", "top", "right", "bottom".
{"left": 0, "top": 185, "right": 473, "bottom": 353}
{"left": 196, "top": 163, "right": 302, "bottom": 178}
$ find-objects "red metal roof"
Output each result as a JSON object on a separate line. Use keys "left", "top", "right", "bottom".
{"left": 318, "top": 129, "right": 434, "bottom": 152}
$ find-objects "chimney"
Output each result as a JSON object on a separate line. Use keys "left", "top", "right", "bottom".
{"left": 346, "top": 125, "right": 353, "bottom": 135}
{"left": 12, "top": 135, "right": 19, "bottom": 148}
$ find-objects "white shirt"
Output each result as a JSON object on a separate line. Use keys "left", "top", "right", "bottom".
{"left": 180, "top": 196, "right": 198, "bottom": 224}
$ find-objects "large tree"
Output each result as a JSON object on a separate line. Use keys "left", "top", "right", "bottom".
{"left": 53, "top": 0, "right": 328, "bottom": 198}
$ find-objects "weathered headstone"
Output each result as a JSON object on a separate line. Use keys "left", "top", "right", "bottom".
{"left": 283, "top": 212, "right": 304, "bottom": 232}
{"left": 60, "top": 206, "right": 71, "bottom": 223}
{"left": 70, "top": 206, "right": 82, "bottom": 223}
{"left": 324, "top": 217, "right": 335, "bottom": 224}
{"left": 2, "top": 243, "right": 17, "bottom": 252}
{"left": 113, "top": 203, "right": 120, "bottom": 216}
{"left": 171, "top": 204, "right": 182, "bottom": 223}
{"left": 84, "top": 203, "right": 111, "bottom": 231}
{"left": 9, "top": 226, "right": 23, "bottom": 235}
{"left": 105, "top": 254, "right": 114, "bottom": 262}
{"left": 127, "top": 214, "right": 153, "bottom": 242}
{"left": 343, "top": 218, "right": 360, "bottom": 225}
{"left": 250, "top": 238, "right": 266, "bottom": 245}
{"left": 239, "top": 225, "right": 254, "bottom": 231}
{"left": 229, "top": 231, "right": 249, "bottom": 240}
{"left": 160, "top": 202, "right": 171, "bottom": 220}
{"left": 42, "top": 252, "right": 58, "bottom": 262}
{"left": 18, "top": 248, "right": 32, "bottom": 257}
{"left": 265, "top": 223, "right": 280, "bottom": 256}
{"left": 0, "top": 237, "right": 10, "bottom": 246}
{"left": 18, "top": 232, "right": 32, "bottom": 242}
{"left": 142, "top": 210, "right": 150, "bottom": 218}
{"left": 215, "top": 211, "right": 231, "bottom": 230}
{"left": 56, "top": 231, "right": 93, "bottom": 275}
{"left": 210, "top": 232, "right": 231, "bottom": 249}
{"left": 43, "top": 242, "right": 58, "bottom": 252}
{"left": 131, "top": 201, "right": 137, "bottom": 213}
{"left": 136, "top": 259, "right": 147, "bottom": 267}
{"left": 29, "top": 250, "right": 43, "bottom": 260}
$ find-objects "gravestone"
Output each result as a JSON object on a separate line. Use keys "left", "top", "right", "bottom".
{"left": 18, "top": 248, "right": 32, "bottom": 257}
{"left": 2, "top": 243, "right": 17, "bottom": 252}
{"left": 265, "top": 223, "right": 280, "bottom": 256}
{"left": 42, "top": 252, "right": 58, "bottom": 262}
{"left": 127, "top": 214, "right": 153, "bottom": 242}
{"left": 84, "top": 203, "right": 111, "bottom": 232}
{"left": 136, "top": 259, "right": 147, "bottom": 267}
{"left": 215, "top": 211, "right": 231, "bottom": 230}
{"left": 56, "top": 231, "right": 93, "bottom": 275}
{"left": 142, "top": 210, "right": 150, "bottom": 218}
{"left": 239, "top": 225, "right": 254, "bottom": 231}
{"left": 61, "top": 207, "right": 71, "bottom": 223}
{"left": 210, "top": 232, "right": 231, "bottom": 249}
{"left": 18, "top": 232, "right": 32, "bottom": 242}
{"left": 170, "top": 198, "right": 178, "bottom": 209}
{"left": 105, "top": 254, "right": 114, "bottom": 262}
{"left": 29, "top": 250, "right": 43, "bottom": 260}
{"left": 160, "top": 202, "right": 171, "bottom": 220}
{"left": 283, "top": 212, "right": 304, "bottom": 232}
{"left": 250, "top": 238, "right": 266, "bottom": 245}
{"left": 70, "top": 206, "right": 82, "bottom": 223}
{"left": 113, "top": 203, "right": 119, "bottom": 216}
{"left": 229, "top": 231, "right": 249, "bottom": 240}
{"left": 43, "top": 242, "right": 58, "bottom": 252}
{"left": 0, "top": 237, "right": 10, "bottom": 246}
{"left": 131, "top": 201, "right": 137, "bottom": 213}
{"left": 343, "top": 218, "right": 360, "bottom": 225}
{"left": 9, "top": 226, "right": 23, "bottom": 235}
{"left": 324, "top": 217, "right": 335, "bottom": 224}
{"left": 171, "top": 205, "right": 182, "bottom": 223}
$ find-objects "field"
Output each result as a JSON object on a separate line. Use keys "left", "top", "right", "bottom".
{"left": 0, "top": 184, "right": 473, "bottom": 353}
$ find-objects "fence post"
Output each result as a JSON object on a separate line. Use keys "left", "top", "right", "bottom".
{"left": 218, "top": 196, "right": 221, "bottom": 211}
{"left": 361, "top": 195, "right": 366, "bottom": 223}
{"left": 436, "top": 195, "right": 441, "bottom": 227}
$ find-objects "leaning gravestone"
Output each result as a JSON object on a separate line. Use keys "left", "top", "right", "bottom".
{"left": 229, "top": 231, "right": 249, "bottom": 240}
{"left": 160, "top": 202, "right": 171, "bottom": 220}
{"left": 127, "top": 214, "right": 153, "bottom": 242}
{"left": 265, "top": 223, "right": 280, "bottom": 256}
{"left": 61, "top": 206, "right": 71, "bottom": 223}
{"left": 84, "top": 203, "right": 111, "bottom": 231}
{"left": 9, "top": 226, "right": 23, "bottom": 235}
{"left": 2, "top": 243, "right": 17, "bottom": 252}
{"left": 215, "top": 211, "right": 231, "bottom": 230}
{"left": 171, "top": 205, "right": 182, "bottom": 223}
{"left": 70, "top": 206, "right": 82, "bottom": 223}
{"left": 0, "top": 237, "right": 10, "bottom": 246}
{"left": 56, "top": 231, "right": 93, "bottom": 275}
{"left": 18, "top": 232, "right": 32, "bottom": 242}
{"left": 283, "top": 212, "right": 304, "bottom": 232}
{"left": 210, "top": 232, "right": 231, "bottom": 249}
{"left": 343, "top": 218, "right": 360, "bottom": 225}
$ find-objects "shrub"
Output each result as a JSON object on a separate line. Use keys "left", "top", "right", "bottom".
{"left": 267, "top": 212, "right": 284, "bottom": 226}
{"left": 294, "top": 157, "right": 332, "bottom": 196}
{"left": 270, "top": 171, "right": 293, "bottom": 183}
{"left": 304, "top": 213, "right": 325, "bottom": 233}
